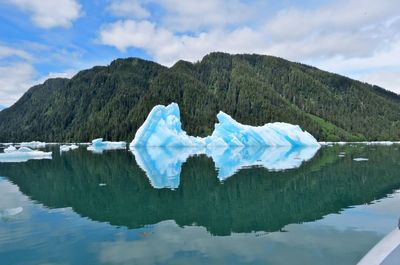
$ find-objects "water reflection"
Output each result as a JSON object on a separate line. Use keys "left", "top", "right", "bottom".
{"left": 131, "top": 146, "right": 320, "bottom": 188}
{"left": 0, "top": 145, "right": 399, "bottom": 236}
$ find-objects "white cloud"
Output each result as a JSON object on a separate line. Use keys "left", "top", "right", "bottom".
{"left": 153, "top": 0, "right": 260, "bottom": 32}
{"left": 99, "top": 0, "right": 400, "bottom": 94}
{"left": 99, "top": 20, "right": 266, "bottom": 65}
{"left": 108, "top": 0, "right": 149, "bottom": 18}
{"left": 359, "top": 71, "right": 400, "bottom": 94}
{"left": 0, "top": 45, "right": 33, "bottom": 61}
{"left": 106, "top": 0, "right": 262, "bottom": 31}
{"left": 0, "top": 43, "right": 82, "bottom": 106}
{"left": 0, "top": 62, "right": 35, "bottom": 106}
{"left": 36, "top": 70, "right": 77, "bottom": 85}
{"left": 6, "top": 0, "right": 82, "bottom": 28}
{"left": 265, "top": 0, "right": 400, "bottom": 40}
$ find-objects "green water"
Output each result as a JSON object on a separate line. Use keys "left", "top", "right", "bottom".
{"left": 0, "top": 145, "right": 400, "bottom": 264}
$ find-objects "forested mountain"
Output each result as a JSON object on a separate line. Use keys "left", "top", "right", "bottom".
{"left": 0, "top": 52, "right": 399, "bottom": 142}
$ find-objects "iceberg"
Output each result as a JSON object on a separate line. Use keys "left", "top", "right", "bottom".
{"left": 60, "top": 144, "right": 79, "bottom": 152}
{"left": 19, "top": 141, "right": 46, "bottom": 149}
{"left": 0, "top": 146, "right": 52, "bottom": 163}
{"left": 131, "top": 145, "right": 319, "bottom": 188}
{"left": 87, "top": 138, "right": 126, "bottom": 153}
{"left": 130, "top": 103, "right": 203, "bottom": 147}
{"left": 130, "top": 103, "right": 319, "bottom": 148}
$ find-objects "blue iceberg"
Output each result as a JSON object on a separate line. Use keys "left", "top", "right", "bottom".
{"left": 130, "top": 103, "right": 319, "bottom": 147}
{"left": 130, "top": 104, "right": 203, "bottom": 147}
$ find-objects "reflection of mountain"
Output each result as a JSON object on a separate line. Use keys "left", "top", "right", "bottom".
{"left": 132, "top": 146, "right": 320, "bottom": 188}
{"left": 0, "top": 146, "right": 400, "bottom": 236}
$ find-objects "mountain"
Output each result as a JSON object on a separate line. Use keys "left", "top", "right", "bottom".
{"left": 0, "top": 52, "right": 399, "bottom": 142}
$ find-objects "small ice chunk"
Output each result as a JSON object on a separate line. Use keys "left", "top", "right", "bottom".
{"left": 0, "top": 207, "right": 23, "bottom": 217}
{"left": 0, "top": 146, "right": 52, "bottom": 163}
{"left": 19, "top": 141, "right": 46, "bottom": 149}
{"left": 60, "top": 144, "right": 79, "bottom": 152}
{"left": 4, "top": 146, "right": 17, "bottom": 153}
{"left": 353, "top": 157, "right": 369, "bottom": 161}
{"left": 87, "top": 138, "right": 127, "bottom": 153}
{"left": 99, "top": 183, "right": 107, "bottom": 187}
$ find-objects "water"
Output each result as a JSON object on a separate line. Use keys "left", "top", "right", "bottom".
{"left": 0, "top": 144, "right": 399, "bottom": 264}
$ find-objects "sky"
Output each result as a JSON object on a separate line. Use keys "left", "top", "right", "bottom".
{"left": 0, "top": 0, "right": 399, "bottom": 106}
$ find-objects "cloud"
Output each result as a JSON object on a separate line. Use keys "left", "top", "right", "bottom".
{"left": 0, "top": 43, "right": 82, "bottom": 106}
{"left": 5, "top": 0, "right": 82, "bottom": 28}
{"left": 108, "top": 0, "right": 150, "bottom": 19}
{"left": 0, "top": 45, "right": 33, "bottom": 61}
{"left": 265, "top": 0, "right": 400, "bottom": 40}
{"left": 0, "top": 62, "right": 35, "bottom": 106}
{"left": 98, "top": 0, "right": 400, "bottom": 94}
{"left": 152, "top": 0, "right": 261, "bottom": 32}
{"left": 36, "top": 69, "right": 77, "bottom": 84}
{"left": 99, "top": 20, "right": 266, "bottom": 65}
{"left": 359, "top": 71, "right": 400, "bottom": 94}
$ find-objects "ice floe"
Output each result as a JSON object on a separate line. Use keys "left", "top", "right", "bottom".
{"left": 19, "top": 141, "right": 46, "bottom": 149}
{"left": 60, "top": 144, "right": 79, "bottom": 152}
{"left": 320, "top": 141, "right": 400, "bottom": 146}
{"left": 353, "top": 158, "right": 369, "bottom": 162}
{"left": 0, "top": 146, "right": 52, "bottom": 163}
{"left": 87, "top": 138, "right": 127, "bottom": 153}
{"left": 0, "top": 207, "right": 23, "bottom": 217}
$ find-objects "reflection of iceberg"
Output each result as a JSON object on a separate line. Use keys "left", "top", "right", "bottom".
{"left": 0, "top": 146, "right": 52, "bottom": 163}
{"left": 132, "top": 147, "right": 203, "bottom": 189}
{"left": 208, "top": 146, "right": 320, "bottom": 181}
{"left": 132, "top": 145, "right": 320, "bottom": 188}
{"left": 87, "top": 138, "right": 126, "bottom": 153}
{"left": 130, "top": 103, "right": 320, "bottom": 148}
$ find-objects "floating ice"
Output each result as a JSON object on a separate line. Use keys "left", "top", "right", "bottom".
{"left": 0, "top": 207, "right": 23, "bottom": 217}
{"left": 130, "top": 104, "right": 203, "bottom": 147}
{"left": 19, "top": 141, "right": 46, "bottom": 149}
{"left": 320, "top": 141, "right": 400, "bottom": 145}
{"left": 60, "top": 144, "right": 79, "bottom": 152}
{"left": 0, "top": 146, "right": 52, "bottom": 163}
{"left": 130, "top": 103, "right": 320, "bottom": 148}
{"left": 87, "top": 138, "right": 126, "bottom": 153}
{"left": 204, "top": 112, "right": 319, "bottom": 147}
{"left": 353, "top": 157, "right": 369, "bottom": 161}
{"left": 131, "top": 145, "right": 319, "bottom": 188}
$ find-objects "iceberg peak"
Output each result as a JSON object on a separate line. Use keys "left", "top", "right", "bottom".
{"left": 130, "top": 103, "right": 319, "bottom": 148}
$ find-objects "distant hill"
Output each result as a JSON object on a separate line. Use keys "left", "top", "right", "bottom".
{"left": 0, "top": 52, "right": 399, "bottom": 142}
{"left": 0, "top": 105, "right": 5, "bottom": 111}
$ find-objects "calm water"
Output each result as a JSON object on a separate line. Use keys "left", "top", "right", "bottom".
{"left": 0, "top": 144, "right": 400, "bottom": 264}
